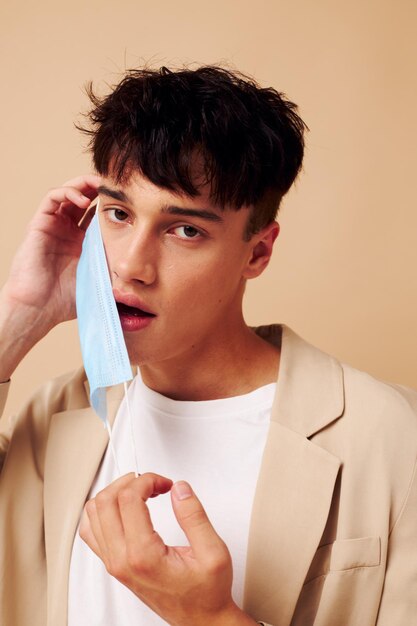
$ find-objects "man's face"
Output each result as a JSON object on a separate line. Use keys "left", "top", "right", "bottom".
{"left": 97, "top": 171, "right": 265, "bottom": 367}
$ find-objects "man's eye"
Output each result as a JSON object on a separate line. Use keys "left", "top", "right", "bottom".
{"left": 173, "top": 225, "right": 201, "bottom": 239}
{"left": 107, "top": 208, "right": 128, "bottom": 222}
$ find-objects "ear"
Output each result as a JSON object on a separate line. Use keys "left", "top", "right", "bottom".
{"left": 242, "top": 221, "right": 280, "bottom": 279}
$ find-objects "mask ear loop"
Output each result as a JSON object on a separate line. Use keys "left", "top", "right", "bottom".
{"left": 124, "top": 382, "right": 140, "bottom": 478}
{"left": 104, "top": 418, "right": 121, "bottom": 476}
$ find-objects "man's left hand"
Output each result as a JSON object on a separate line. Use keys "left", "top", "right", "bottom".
{"left": 79, "top": 472, "right": 257, "bottom": 626}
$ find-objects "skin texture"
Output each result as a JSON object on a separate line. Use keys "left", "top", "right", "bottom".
{"left": 98, "top": 172, "right": 280, "bottom": 401}
{"left": 79, "top": 472, "right": 258, "bottom": 625}
{"left": 0, "top": 172, "right": 279, "bottom": 623}
{"left": 0, "top": 174, "right": 100, "bottom": 381}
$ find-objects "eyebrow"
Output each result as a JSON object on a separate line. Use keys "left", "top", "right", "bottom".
{"left": 161, "top": 206, "right": 224, "bottom": 224}
{"left": 97, "top": 185, "right": 131, "bottom": 203}
{"left": 98, "top": 184, "right": 224, "bottom": 224}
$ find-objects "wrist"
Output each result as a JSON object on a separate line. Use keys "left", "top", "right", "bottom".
{"left": 209, "top": 602, "right": 258, "bottom": 626}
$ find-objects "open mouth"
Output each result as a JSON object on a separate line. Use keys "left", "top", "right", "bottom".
{"left": 116, "top": 302, "right": 156, "bottom": 318}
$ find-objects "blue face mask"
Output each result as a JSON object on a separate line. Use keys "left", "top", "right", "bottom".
{"left": 76, "top": 203, "right": 142, "bottom": 476}
{"left": 76, "top": 204, "right": 133, "bottom": 423}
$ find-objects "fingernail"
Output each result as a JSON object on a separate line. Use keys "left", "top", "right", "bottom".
{"left": 173, "top": 481, "right": 193, "bottom": 500}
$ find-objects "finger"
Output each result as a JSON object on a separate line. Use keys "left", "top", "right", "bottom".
{"left": 56, "top": 200, "right": 90, "bottom": 221}
{"left": 77, "top": 205, "right": 96, "bottom": 231}
{"left": 171, "top": 481, "right": 226, "bottom": 562}
{"left": 79, "top": 506, "right": 101, "bottom": 556}
{"left": 61, "top": 175, "right": 101, "bottom": 203}
{"left": 82, "top": 484, "right": 133, "bottom": 573}
{"left": 91, "top": 471, "right": 166, "bottom": 542}
{"left": 38, "top": 187, "right": 93, "bottom": 216}
{"left": 62, "top": 173, "right": 102, "bottom": 192}
{"left": 118, "top": 473, "right": 173, "bottom": 555}
{"left": 93, "top": 479, "right": 131, "bottom": 565}
{"left": 37, "top": 173, "right": 101, "bottom": 217}
{"left": 80, "top": 499, "right": 107, "bottom": 559}
{"left": 56, "top": 198, "right": 97, "bottom": 226}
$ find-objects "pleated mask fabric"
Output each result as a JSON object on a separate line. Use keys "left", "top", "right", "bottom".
{"left": 76, "top": 204, "right": 133, "bottom": 423}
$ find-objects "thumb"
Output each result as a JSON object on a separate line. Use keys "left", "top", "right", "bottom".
{"left": 171, "top": 481, "right": 227, "bottom": 561}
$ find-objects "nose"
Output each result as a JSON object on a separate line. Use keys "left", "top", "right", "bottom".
{"left": 112, "top": 231, "right": 157, "bottom": 286}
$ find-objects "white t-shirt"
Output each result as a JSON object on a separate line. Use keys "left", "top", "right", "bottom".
{"left": 68, "top": 373, "right": 275, "bottom": 625}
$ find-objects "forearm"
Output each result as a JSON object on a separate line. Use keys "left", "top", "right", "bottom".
{"left": 0, "top": 289, "right": 51, "bottom": 382}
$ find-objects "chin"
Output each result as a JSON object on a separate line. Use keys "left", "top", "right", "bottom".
{"left": 125, "top": 341, "right": 165, "bottom": 367}
{"left": 124, "top": 325, "right": 206, "bottom": 367}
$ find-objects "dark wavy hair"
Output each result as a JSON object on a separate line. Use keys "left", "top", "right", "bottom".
{"left": 78, "top": 65, "right": 307, "bottom": 238}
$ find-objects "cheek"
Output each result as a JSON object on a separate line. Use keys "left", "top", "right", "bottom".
{"left": 164, "top": 255, "right": 241, "bottom": 313}
{"left": 101, "top": 236, "right": 124, "bottom": 271}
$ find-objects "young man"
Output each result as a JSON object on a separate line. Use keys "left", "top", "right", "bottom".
{"left": 0, "top": 66, "right": 416, "bottom": 626}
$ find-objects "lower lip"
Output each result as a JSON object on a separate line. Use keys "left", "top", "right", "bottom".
{"left": 118, "top": 313, "right": 156, "bottom": 332}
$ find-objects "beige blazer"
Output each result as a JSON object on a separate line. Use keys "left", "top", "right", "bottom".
{"left": 1, "top": 325, "right": 416, "bottom": 626}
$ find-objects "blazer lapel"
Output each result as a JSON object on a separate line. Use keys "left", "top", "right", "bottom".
{"left": 43, "top": 382, "right": 124, "bottom": 626}
{"left": 243, "top": 326, "right": 344, "bottom": 625}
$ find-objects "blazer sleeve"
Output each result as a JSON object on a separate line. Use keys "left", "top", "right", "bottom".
{"left": 376, "top": 451, "right": 417, "bottom": 624}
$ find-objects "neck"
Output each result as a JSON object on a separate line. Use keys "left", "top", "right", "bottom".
{"left": 138, "top": 318, "right": 281, "bottom": 401}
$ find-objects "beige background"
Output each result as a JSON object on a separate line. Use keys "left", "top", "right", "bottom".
{"left": 1, "top": 0, "right": 416, "bottom": 416}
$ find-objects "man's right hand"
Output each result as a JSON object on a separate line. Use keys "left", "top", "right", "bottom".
{"left": 0, "top": 174, "right": 100, "bottom": 381}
